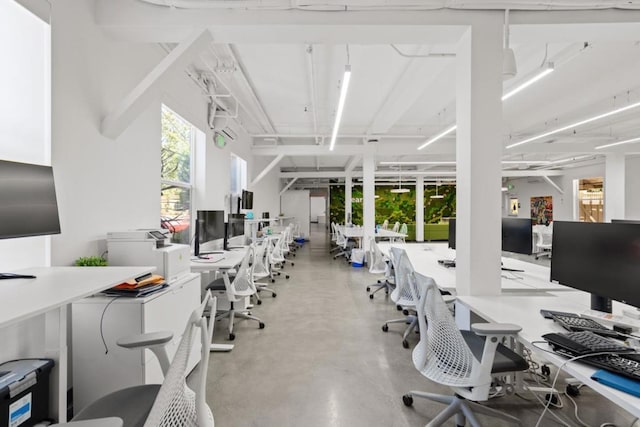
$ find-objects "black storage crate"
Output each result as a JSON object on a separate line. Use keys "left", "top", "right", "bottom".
{"left": 0, "top": 359, "right": 54, "bottom": 427}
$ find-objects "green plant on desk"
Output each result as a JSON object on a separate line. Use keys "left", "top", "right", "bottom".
{"left": 75, "top": 256, "right": 108, "bottom": 267}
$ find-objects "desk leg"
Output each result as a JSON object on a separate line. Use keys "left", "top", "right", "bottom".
{"left": 44, "top": 306, "right": 67, "bottom": 422}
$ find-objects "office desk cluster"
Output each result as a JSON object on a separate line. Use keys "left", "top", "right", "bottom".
{"left": 377, "top": 242, "right": 640, "bottom": 418}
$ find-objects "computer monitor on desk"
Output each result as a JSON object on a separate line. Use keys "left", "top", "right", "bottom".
{"left": 195, "top": 210, "right": 225, "bottom": 256}
{"left": 448, "top": 219, "right": 456, "bottom": 250}
{"left": 551, "top": 221, "right": 640, "bottom": 313}
{"left": 502, "top": 217, "right": 533, "bottom": 255}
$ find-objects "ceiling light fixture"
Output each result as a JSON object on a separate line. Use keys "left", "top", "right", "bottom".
{"left": 379, "top": 161, "right": 456, "bottom": 166}
{"left": 417, "top": 125, "right": 457, "bottom": 150}
{"left": 502, "top": 62, "right": 554, "bottom": 101}
{"left": 506, "top": 100, "right": 640, "bottom": 149}
{"left": 430, "top": 181, "right": 444, "bottom": 199}
{"left": 502, "top": 186, "right": 509, "bottom": 191}
{"left": 503, "top": 10, "right": 517, "bottom": 80}
{"left": 390, "top": 166, "right": 410, "bottom": 193}
{"left": 329, "top": 64, "right": 352, "bottom": 151}
{"left": 595, "top": 136, "right": 640, "bottom": 150}
{"left": 501, "top": 160, "right": 552, "bottom": 165}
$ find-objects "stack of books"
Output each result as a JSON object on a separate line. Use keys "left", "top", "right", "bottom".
{"left": 103, "top": 274, "right": 167, "bottom": 297}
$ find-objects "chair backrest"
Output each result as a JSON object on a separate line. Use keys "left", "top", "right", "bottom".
{"left": 392, "top": 222, "right": 400, "bottom": 232}
{"left": 227, "top": 246, "right": 256, "bottom": 297}
{"left": 269, "top": 235, "right": 285, "bottom": 263}
{"left": 368, "top": 238, "right": 387, "bottom": 274}
{"left": 252, "top": 240, "right": 270, "bottom": 277}
{"left": 389, "top": 247, "right": 416, "bottom": 306}
{"left": 144, "top": 292, "right": 216, "bottom": 427}
{"left": 409, "top": 272, "right": 479, "bottom": 389}
{"left": 381, "top": 220, "right": 389, "bottom": 230}
{"left": 399, "top": 223, "right": 408, "bottom": 235}
{"left": 335, "top": 225, "right": 347, "bottom": 247}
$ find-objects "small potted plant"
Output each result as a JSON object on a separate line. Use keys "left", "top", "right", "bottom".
{"left": 74, "top": 256, "right": 108, "bottom": 267}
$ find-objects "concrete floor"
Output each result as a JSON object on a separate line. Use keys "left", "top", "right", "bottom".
{"left": 205, "top": 224, "right": 636, "bottom": 427}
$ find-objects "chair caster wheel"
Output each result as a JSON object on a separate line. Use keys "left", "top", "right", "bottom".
{"left": 397, "top": 305, "right": 403, "bottom": 311}
{"left": 377, "top": 279, "right": 382, "bottom": 284}
{"left": 366, "top": 287, "right": 371, "bottom": 292}
{"left": 291, "top": 263, "right": 294, "bottom": 267}
{"left": 402, "top": 309, "right": 409, "bottom": 315}
{"left": 382, "top": 324, "right": 389, "bottom": 332}
{"left": 259, "top": 322, "right": 265, "bottom": 329}
{"left": 229, "top": 333, "right": 235, "bottom": 341}
{"left": 272, "top": 293, "right": 277, "bottom": 297}
{"left": 402, "top": 340, "right": 409, "bottom": 349}
{"left": 257, "top": 300, "right": 262, "bottom": 305}
{"left": 369, "top": 294, "right": 374, "bottom": 299}
{"left": 402, "top": 394, "right": 413, "bottom": 407}
{"left": 271, "top": 279, "right": 276, "bottom": 283}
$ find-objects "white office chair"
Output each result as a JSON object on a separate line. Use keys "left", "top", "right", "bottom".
{"left": 332, "top": 225, "right": 352, "bottom": 261}
{"left": 534, "top": 227, "right": 552, "bottom": 259}
{"left": 381, "top": 247, "right": 418, "bottom": 349}
{"left": 391, "top": 221, "right": 400, "bottom": 233}
{"left": 403, "top": 271, "right": 528, "bottom": 426}
{"left": 394, "top": 223, "right": 408, "bottom": 243}
{"left": 366, "top": 237, "right": 394, "bottom": 299}
{"left": 252, "top": 239, "right": 277, "bottom": 299}
{"left": 207, "top": 247, "right": 265, "bottom": 340}
{"left": 269, "top": 234, "right": 291, "bottom": 280}
{"left": 56, "top": 293, "right": 217, "bottom": 427}
{"left": 381, "top": 219, "right": 389, "bottom": 230}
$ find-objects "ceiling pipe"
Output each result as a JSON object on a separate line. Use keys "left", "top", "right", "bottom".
{"left": 139, "top": 0, "right": 640, "bottom": 11}
{"left": 306, "top": 45, "right": 321, "bottom": 145}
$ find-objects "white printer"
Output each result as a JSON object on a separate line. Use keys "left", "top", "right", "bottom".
{"left": 107, "top": 230, "right": 190, "bottom": 283}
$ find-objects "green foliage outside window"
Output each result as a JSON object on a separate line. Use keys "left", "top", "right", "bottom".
{"left": 329, "top": 185, "right": 456, "bottom": 241}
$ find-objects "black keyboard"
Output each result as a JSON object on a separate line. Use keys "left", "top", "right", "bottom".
{"left": 550, "top": 314, "right": 624, "bottom": 339}
{"left": 583, "top": 354, "right": 640, "bottom": 382}
{"left": 540, "top": 309, "right": 577, "bottom": 320}
{"left": 543, "top": 331, "right": 632, "bottom": 356}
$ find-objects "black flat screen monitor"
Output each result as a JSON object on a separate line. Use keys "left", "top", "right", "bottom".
{"left": 195, "top": 210, "right": 225, "bottom": 255}
{"left": 448, "top": 219, "right": 456, "bottom": 250}
{"left": 241, "top": 190, "right": 253, "bottom": 210}
{"left": 551, "top": 221, "right": 640, "bottom": 309}
{"left": 0, "top": 160, "right": 61, "bottom": 239}
{"left": 612, "top": 219, "right": 640, "bottom": 225}
{"left": 228, "top": 213, "right": 245, "bottom": 238}
{"left": 502, "top": 217, "right": 532, "bottom": 255}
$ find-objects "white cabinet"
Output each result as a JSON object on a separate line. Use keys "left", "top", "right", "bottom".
{"left": 71, "top": 273, "right": 201, "bottom": 413}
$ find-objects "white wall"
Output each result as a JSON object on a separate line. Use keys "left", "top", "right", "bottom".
{"left": 50, "top": 0, "right": 254, "bottom": 264}
{"left": 503, "top": 163, "right": 605, "bottom": 222}
{"left": 250, "top": 156, "right": 281, "bottom": 218}
{"left": 0, "top": 0, "right": 51, "bottom": 363}
{"left": 310, "top": 196, "right": 325, "bottom": 222}
{"left": 625, "top": 155, "right": 640, "bottom": 220}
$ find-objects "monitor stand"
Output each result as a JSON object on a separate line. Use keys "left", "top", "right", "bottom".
{"left": 0, "top": 273, "right": 37, "bottom": 280}
{"left": 591, "top": 294, "right": 612, "bottom": 313}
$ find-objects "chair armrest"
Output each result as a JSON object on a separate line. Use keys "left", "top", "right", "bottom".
{"left": 471, "top": 323, "right": 521, "bottom": 336}
{"left": 116, "top": 331, "right": 173, "bottom": 349}
{"left": 53, "top": 418, "right": 123, "bottom": 427}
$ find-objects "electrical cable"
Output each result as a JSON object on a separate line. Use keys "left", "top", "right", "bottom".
{"left": 100, "top": 297, "right": 121, "bottom": 354}
{"left": 564, "top": 392, "right": 590, "bottom": 427}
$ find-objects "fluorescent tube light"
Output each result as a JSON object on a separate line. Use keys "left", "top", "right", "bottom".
{"left": 549, "top": 155, "right": 592, "bottom": 164}
{"left": 329, "top": 65, "right": 352, "bottom": 151}
{"left": 502, "top": 186, "right": 509, "bottom": 191}
{"left": 502, "top": 64, "right": 554, "bottom": 101}
{"left": 417, "top": 125, "right": 457, "bottom": 150}
{"left": 390, "top": 188, "right": 410, "bottom": 193}
{"left": 379, "top": 161, "right": 456, "bottom": 166}
{"left": 595, "top": 136, "right": 640, "bottom": 150}
{"left": 507, "top": 100, "right": 640, "bottom": 149}
{"left": 501, "top": 160, "right": 552, "bottom": 165}
{"left": 430, "top": 194, "right": 444, "bottom": 199}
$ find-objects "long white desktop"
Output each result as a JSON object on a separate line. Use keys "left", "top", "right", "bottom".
{"left": 0, "top": 266, "right": 155, "bottom": 423}
{"left": 376, "top": 242, "right": 640, "bottom": 418}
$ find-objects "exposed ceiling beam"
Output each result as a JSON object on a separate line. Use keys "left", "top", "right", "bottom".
{"left": 250, "top": 154, "right": 284, "bottom": 187}
{"left": 543, "top": 176, "right": 565, "bottom": 195}
{"left": 101, "top": 29, "right": 213, "bottom": 139}
{"left": 344, "top": 156, "right": 360, "bottom": 173}
{"left": 279, "top": 177, "right": 298, "bottom": 195}
{"left": 279, "top": 169, "right": 563, "bottom": 179}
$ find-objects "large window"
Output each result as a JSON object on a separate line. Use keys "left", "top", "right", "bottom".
{"left": 161, "top": 105, "right": 194, "bottom": 244}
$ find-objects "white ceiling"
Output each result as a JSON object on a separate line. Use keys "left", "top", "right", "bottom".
{"left": 96, "top": 1, "right": 640, "bottom": 184}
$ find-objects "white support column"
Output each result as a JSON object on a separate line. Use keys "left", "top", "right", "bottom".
{"left": 345, "top": 174, "right": 352, "bottom": 225}
{"left": 605, "top": 153, "right": 625, "bottom": 221}
{"left": 416, "top": 176, "right": 424, "bottom": 242}
{"left": 455, "top": 19, "right": 503, "bottom": 297}
{"left": 363, "top": 153, "right": 376, "bottom": 246}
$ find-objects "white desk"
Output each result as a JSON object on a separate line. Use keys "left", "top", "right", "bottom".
{"left": 191, "top": 247, "right": 250, "bottom": 351}
{"left": 341, "top": 226, "right": 407, "bottom": 248}
{"left": 378, "top": 242, "right": 570, "bottom": 293}
{"left": 0, "top": 266, "right": 155, "bottom": 422}
{"left": 455, "top": 293, "right": 640, "bottom": 418}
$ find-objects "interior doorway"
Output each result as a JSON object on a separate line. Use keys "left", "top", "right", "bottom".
{"left": 576, "top": 177, "right": 604, "bottom": 222}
